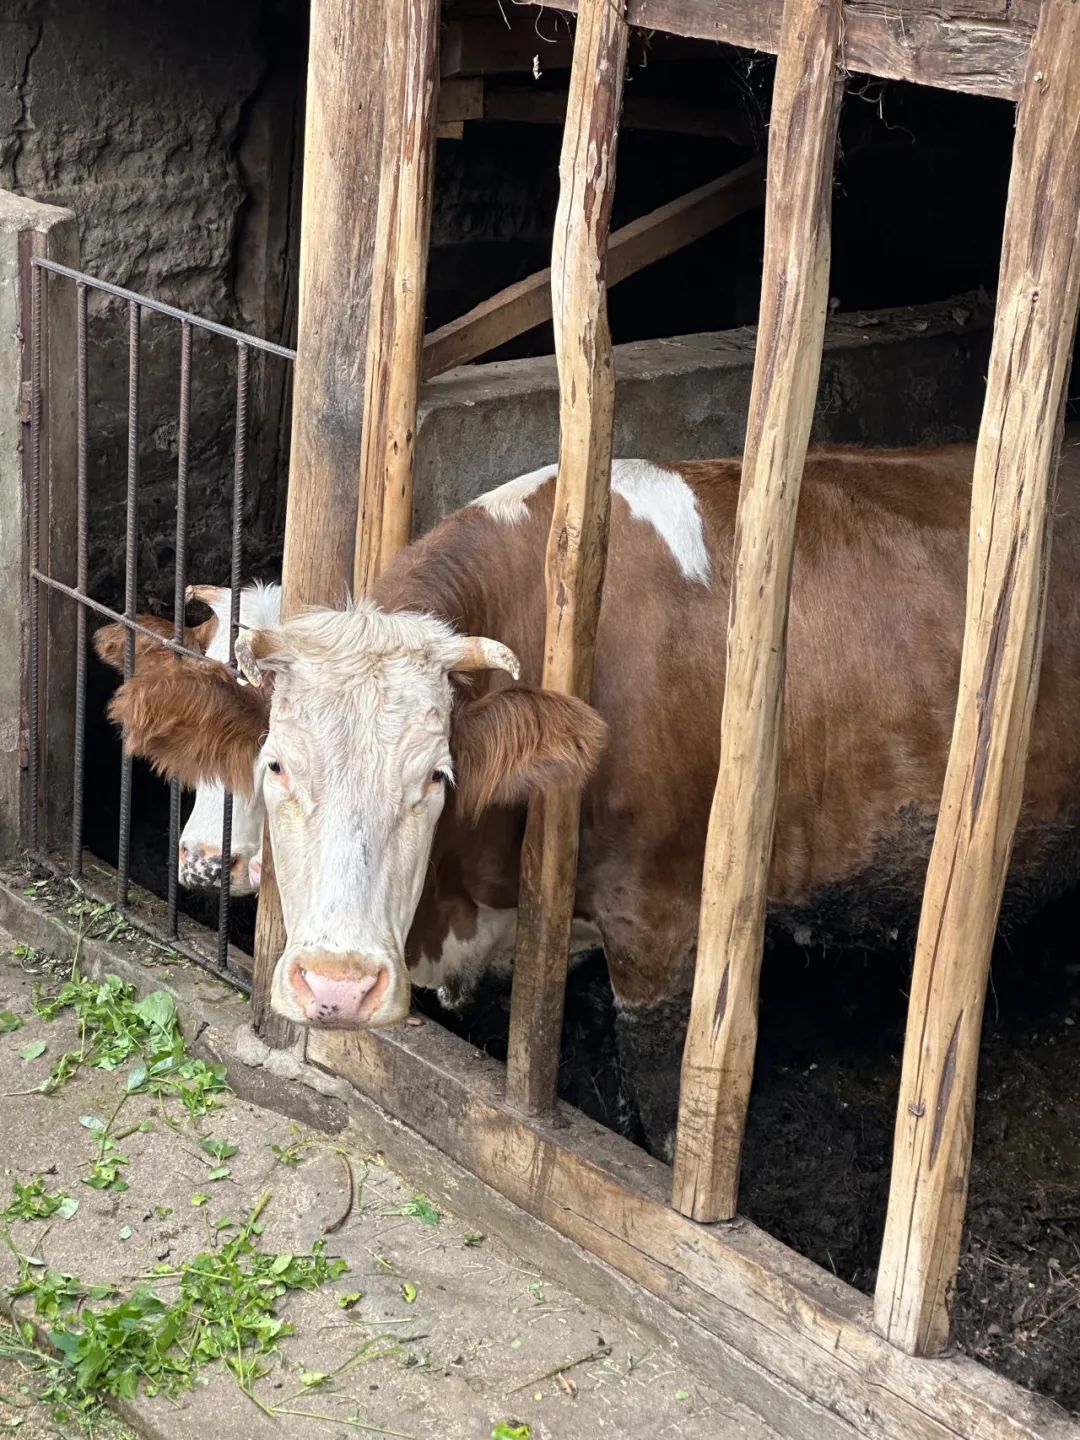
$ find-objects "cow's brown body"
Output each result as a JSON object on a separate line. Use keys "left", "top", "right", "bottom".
{"left": 376, "top": 438, "right": 1080, "bottom": 1151}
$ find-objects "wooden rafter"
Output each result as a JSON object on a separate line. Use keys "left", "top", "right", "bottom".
{"left": 422, "top": 159, "right": 764, "bottom": 379}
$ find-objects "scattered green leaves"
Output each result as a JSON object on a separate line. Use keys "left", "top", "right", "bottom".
{"left": 3, "top": 1178, "right": 78, "bottom": 1224}
{"left": 337, "top": 1291, "right": 363, "bottom": 1310}
{"left": 526, "top": 1282, "right": 546, "bottom": 1303}
{"left": 462, "top": 1231, "right": 486, "bottom": 1247}
{"left": 674, "top": 1388, "right": 690, "bottom": 1401}
{"left": 190, "top": 1193, "right": 209, "bottom": 1208}
{"left": 200, "top": 1139, "right": 238, "bottom": 1164}
{"left": 387, "top": 1193, "right": 440, "bottom": 1227}
{"left": 2, "top": 1194, "right": 349, "bottom": 1418}
{"left": 19, "top": 1041, "right": 46, "bottom": 1061}
{"left": 400, "top": 1282, "right": 417, "bottom": 1305}
{"left": 0, "top": 1010, "right": 23, "bottom": 1034}
{"left": 492, "top": 1424, "right": 531, "bottom": 1440}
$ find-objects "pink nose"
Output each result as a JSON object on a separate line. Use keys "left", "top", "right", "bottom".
{"left": 290, "top": 954, "right": 391, "bottom": 1026}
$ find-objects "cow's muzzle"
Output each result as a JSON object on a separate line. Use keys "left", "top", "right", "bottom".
{"left": 272, "top": 949, "right": 411, "bottom": 1028}
{"left": 178, "top": 841, "right": 256, "bottom": 895}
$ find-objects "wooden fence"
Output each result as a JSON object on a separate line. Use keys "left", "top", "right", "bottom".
{"left": 253, "top": 0, "right": 1080, "bottom": 1430}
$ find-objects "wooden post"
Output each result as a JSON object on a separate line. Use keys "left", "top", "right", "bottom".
{"left": 671, "top": 0, "right": 844, "bottom": 1222}
{"left": 504, "top": 0, "right": 630, "bottom": 1115}
{"left": 874, "top": 0, "right": 1080, "bottom": 1357}
{"left": 353, "top": 0, "right": 441, "bottom": 595}
{"left": 253, "top": 0, "right": 387, "bottom": 1044}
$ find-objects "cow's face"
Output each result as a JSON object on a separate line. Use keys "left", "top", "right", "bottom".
{"left": 176, "top": 584, "right": 280, "bottom": 894}
{"left": 107, "top": 601, "right": 606, "bottom": 1031}
{"left": 94, "top": 583, "right": 281, "bottom": 897}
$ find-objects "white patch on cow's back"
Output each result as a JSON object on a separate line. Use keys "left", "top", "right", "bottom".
{"left": 473, "top": 460, "right": 709, "bottom": 584}
{"left": 473, "top": 464, "right": 557, "bottom": 525}
{"left": 611, "top": 460, "right": 710, "bottom": 585}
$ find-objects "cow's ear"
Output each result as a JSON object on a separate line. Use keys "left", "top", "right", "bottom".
{"left": 93, "top": 616, "right": 216, "bottom": 673}
{"left": 451, "top": 687, "right": 607, "bottom": 821}
{"left": 107, "top": 658, "right": 267, "bottom": 795}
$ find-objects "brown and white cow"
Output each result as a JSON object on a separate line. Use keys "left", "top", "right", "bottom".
{"left": 95, "top": 443, "right": 1080, "bottom": 1156}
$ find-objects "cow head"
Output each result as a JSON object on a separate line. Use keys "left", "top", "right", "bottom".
{"left": 93, "top": 581, "right": 281, "bottom": 895}
{"left": 104, "top": 601, "right": 605, "bottom": 1028}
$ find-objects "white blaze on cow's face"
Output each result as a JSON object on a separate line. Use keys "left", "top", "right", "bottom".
{"left": 177, "top": 581, "right": 281, "bottom": 894}
{"left": 237, "top": 605, "right": 522, "bottom": 1030}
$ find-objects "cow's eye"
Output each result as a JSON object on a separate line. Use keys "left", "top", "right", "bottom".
{"left": 267, "top": 760, "right": 283, "bottom": 776}
{"left": 431, "top": 769, "right": 447, "bottom": 785}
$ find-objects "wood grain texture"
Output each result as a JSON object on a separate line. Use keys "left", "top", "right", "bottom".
{"left": 504, "top": 0, "right": 629, "bottom": 1115}
{"left": 672, "top": 0, "right": 844, "bottom": 1223}
{"left": 533, "top": 0, "right": 1037, "bottom": 100}
{"left": 307, "top": 1018, "right": 1080, "bottom": 1440}
{"left": 354, "top": 0, "right": 440, "bottom": 594}
{"left": 253, "top": 0, "right": 386, "bottom": 1045}
{"left": 874, "top": 0, "right": 1080, "bottom": 1357}
{"left": 422, "top": 159, "right": 764, "bottom": 379}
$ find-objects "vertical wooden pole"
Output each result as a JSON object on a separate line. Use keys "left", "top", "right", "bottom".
{"left": 504, "top": 0, "right": 630, "bottom": 1115}
{"left": 253, "top": 0, "right": 387, "bottom": 1045}
{"left": 671, "top": 0, "right": 844, "bottom": 1222}
{"left": 874, "top": 0, "right": 1080, "bottom": 1357}
{"left": 353, "top": 0, "right": 441, "bottom": 594}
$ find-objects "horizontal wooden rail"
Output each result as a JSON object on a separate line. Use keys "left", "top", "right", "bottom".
{"left": 422, "top": 158, "right": 763, "bottom": 378}
{"left": 672, "top": 0, "right": 844, "bottom": 1223}
{"left": 532, "top": 0, "right": 1035, "bottom": 101}
{"left": 874, "top": 0, "right": 1080, "bottom": 1358}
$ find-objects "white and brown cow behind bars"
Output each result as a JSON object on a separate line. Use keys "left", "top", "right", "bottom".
{"left": 94, "top": 442, "right": 1080, "bottom": 1156}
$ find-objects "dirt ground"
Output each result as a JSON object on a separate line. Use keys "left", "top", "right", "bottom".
{"left": 0, "top": 942, "right": 776, "bottom": 1440}
{"left": 440, "top": 909, "right": 1080, "bottom": 1417}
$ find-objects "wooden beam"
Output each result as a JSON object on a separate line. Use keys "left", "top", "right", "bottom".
{"left": 307, "top": 1018, "right": 1080, "bottom": 1440}
{"left": 482, "top": 85, "right": 751, "bottom": 142}
{"left": 422, "top": 158, "right": 763, "bottom": 378}
{"left": 437, "top": 76, "right": 483, "bottom": 123}
{"left": 671, "top": 0, "right": 843, "bottom": 1223}
{"left": 252, "top": 0, "right": 386, "bottom": 1045}
{"left": 533, "top": 0, "right": 1037, "bottom": 102}
{"left": 504, "top": 0, "right": 629, "bottom": 1115}
{"left": 874, "top": 0, "right": 1080, "bottom": 1358}
{"left": 354, "top": 0, "right": 441, "bottom": 594}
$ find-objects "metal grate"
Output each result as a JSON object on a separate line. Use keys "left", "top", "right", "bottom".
{"left": 26, "top": 257, "right": 295, "bottom": 990}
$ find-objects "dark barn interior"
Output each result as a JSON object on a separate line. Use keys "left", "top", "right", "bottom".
{"left": 4, "top": 0, "right": 1079, "bottom": 1412}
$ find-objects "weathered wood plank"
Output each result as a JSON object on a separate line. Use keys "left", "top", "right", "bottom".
{"left": 354, "top": 0, "right": 441, "bottom": 594}
{"left": 533, "top": 0, "right": 1038, "bottom": 101}
{"left": 253, "top": 0, "right": 386, "bottom": 1044}
{"left": 307, "top": 1019, "right": 1080, "bottom": 1440}
{"left": 504, "top": 0, "right": 630, "bottom": 1115}
{"left": 874, "top": 0, "right": 1080, "bottom": 1357}
{"left": 672, "top": 0, "right": 844, "bottom": 1224}
{"left": 422, "top": 159, "right": 763, "bottom": 379}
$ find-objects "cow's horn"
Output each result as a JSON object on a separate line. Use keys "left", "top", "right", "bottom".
{"left": 186, "top": 583, "right": 228, "bottom": 607}
{"left": 233, "top": 630, "right": 264, "bottom": 688}
{"left": 454, "top": 636, "right": 522, "bottom": 681}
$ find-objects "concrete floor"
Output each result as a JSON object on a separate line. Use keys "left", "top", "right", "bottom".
{"left": 0, "top": 941, "right": 778, "bottom": 1440}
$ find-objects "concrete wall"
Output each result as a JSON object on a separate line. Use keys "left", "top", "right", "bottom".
{"left": 413, "top": 292, "right": 994, "bottom": 533}
{"left": 0, "top": 0, "right": 304, "bottom": 607}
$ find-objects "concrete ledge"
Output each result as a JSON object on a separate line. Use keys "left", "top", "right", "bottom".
{"left": 413, "top": 291, "right": 994, "bottom": 529}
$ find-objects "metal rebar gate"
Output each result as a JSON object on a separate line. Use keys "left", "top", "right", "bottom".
{"left": 22, "top": 255, "right": 295, "bottom": 992}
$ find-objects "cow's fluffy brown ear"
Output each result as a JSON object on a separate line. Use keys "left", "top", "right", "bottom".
{"left": 451, "top": 687, "right": 607, "bottom": 821}
{"left": 107, "top": 658, "right": 267, "bottom": 795}
{"left": 93, "top": 616, "right": 216, "bottom": 672}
